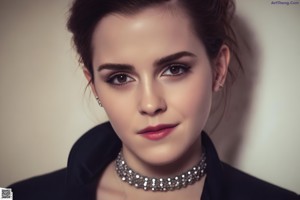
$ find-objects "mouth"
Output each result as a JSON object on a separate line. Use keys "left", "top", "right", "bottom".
{"left": 138, "top": 124, "right": 178, "bottom": 140}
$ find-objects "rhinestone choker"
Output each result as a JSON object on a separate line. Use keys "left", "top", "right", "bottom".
{"left": 115, "top": 151, "right": 207, "bottom": 192}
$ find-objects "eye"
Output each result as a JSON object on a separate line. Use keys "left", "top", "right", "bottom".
{"left": 161, "top": 64, "right": 190, "bottom": 76}
{"left": 106, "top": 73, "right": 135, "bottom": 85}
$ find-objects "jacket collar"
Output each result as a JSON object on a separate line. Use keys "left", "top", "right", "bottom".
{"left": 201, "top": 132, "right": 225, "bottom": 200}
{"left": 66, "top": 122, "right": 121, "bottom": 199}
{"left": 66, "top": 122, "right": 224, "bottom": 199}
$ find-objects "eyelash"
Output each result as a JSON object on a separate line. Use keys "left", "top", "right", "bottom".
{"left": 106, "top": 73, "right": 134, "bottom": 86}
{"left": 105, "top": 63, "right": 191, "bottom": 86}
{"left": 161, "top": 63, "right": 191, "bottom": 77}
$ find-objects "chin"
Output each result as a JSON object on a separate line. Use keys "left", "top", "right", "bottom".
{"left": 140, "top": 145, "right": 188, "bottom": 167}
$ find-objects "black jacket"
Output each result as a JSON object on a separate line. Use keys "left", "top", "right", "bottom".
{"left": 10, "top": 122, "right": 299, "bottom": 200}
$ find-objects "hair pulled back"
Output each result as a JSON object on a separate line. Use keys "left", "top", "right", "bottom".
{"left": 67, "top": 0, "right": 241, "bottom": 85}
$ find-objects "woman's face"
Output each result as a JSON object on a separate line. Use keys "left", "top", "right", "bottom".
{"left": 86, "top": 6, "right": 229, "bottom": 171}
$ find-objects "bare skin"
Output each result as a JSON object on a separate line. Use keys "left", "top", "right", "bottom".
{"left": 84, "top": 3, "right": 230, "bottom": 200}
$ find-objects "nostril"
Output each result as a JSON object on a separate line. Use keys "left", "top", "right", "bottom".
{"left": 139, "top": 102, "right": 167, "bottom": 116}
{"left": 154, "top": 108, "right": 163, "bottom": 115}
{"left": 138, "top": 88, "right": 167, "bottom": 116}
{"left": 140, "top": 108, "right": 162, "bottom": 116}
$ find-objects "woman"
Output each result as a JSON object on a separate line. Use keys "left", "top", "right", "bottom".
{"left": 10, "top": 0, "right": 299, "bottom": 199}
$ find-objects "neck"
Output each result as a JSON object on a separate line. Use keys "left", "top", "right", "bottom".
{"left": 122, "top": 137, "right": 203, "bottom": 178}
{"left": 115, "top": 149, "right": 206, "bottom": 192}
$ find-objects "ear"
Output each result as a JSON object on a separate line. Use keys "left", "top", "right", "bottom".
{"left": 83, "top": 67, "right": 98, "bottom": 97}
{"left": 212, "top": 44, "right": 230, "bottom": 92}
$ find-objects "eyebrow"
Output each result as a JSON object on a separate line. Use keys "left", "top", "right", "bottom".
{"left": 97, "top": 63, "right": 134, "bottom": 72}
{"left": 154, "top": 51, "right": 197, "bottom": 66}
{"left": 97, "top": 51, "right": 196, "bottom": 72}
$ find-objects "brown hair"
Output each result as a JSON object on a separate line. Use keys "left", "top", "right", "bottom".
{"left": 67, "top": 0, "right": 241, "bottom": 85}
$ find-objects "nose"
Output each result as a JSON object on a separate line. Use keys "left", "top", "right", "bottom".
{"left": 138, "top": 81, "right": 167, "bottom": 116}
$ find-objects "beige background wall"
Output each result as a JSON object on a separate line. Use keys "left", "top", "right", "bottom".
{"left": 0, "top": 0, "right": 299, "bottom": 193}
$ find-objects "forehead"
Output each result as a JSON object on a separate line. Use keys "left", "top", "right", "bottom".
{"left": 91, "top": 6, "right": 203, "bottom": 66}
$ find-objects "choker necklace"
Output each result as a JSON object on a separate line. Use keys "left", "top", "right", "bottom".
{"left": 115, "top": 151, "right": 207, "bottom": 192}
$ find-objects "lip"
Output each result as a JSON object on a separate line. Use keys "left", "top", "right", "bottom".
{"left": 138, "top": 124, "right": 178, "bottom": 141}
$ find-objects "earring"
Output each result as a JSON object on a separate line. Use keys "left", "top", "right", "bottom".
{"left": 219, "top": 82, "right": 224, "bottom": 88}
{"left": 215, "top": 73, "right": 224, "bottom": 89}
{"left": 95, "top": 96, "right": 102, "bottom": 107}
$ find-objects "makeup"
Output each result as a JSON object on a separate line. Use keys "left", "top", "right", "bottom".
{"left": 138, "top": 124, "right": 178, "bottom": 141}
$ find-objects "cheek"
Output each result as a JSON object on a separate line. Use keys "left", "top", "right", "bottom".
{"left": 168, "top": 73, "right": 213, "bottom": 121}
{"left": 102, "top": 103, "right": 131, "bottom": 142}
{"left": 98, "top": 89, "right": 137, "bottom": 137}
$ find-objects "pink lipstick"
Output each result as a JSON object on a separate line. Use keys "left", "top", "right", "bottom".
{"left": 138, "top": 124, "right": 178, "bottom": 141}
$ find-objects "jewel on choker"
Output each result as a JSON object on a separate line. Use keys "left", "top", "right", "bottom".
{"left": 115, "top": 151, "right": 207, "bottom": 192}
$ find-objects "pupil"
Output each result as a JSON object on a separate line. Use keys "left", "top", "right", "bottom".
{"left": 117, "top": 75, "right": 126, "bottom": 83}
{"left": 170, "top": 66, "right": 180, "bottom": 74}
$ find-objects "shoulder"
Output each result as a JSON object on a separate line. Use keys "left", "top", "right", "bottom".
{"left": 9, "top": 168, "right": 66, "bottom": 200}
{"left": 66, "top": 122, "right": 121, "bottom": 185}
{"left": 222, "top": 163, "right": 299, "bottom": 200}
{"left": 8, "top": 122, "right": 121, "bottom": 200}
